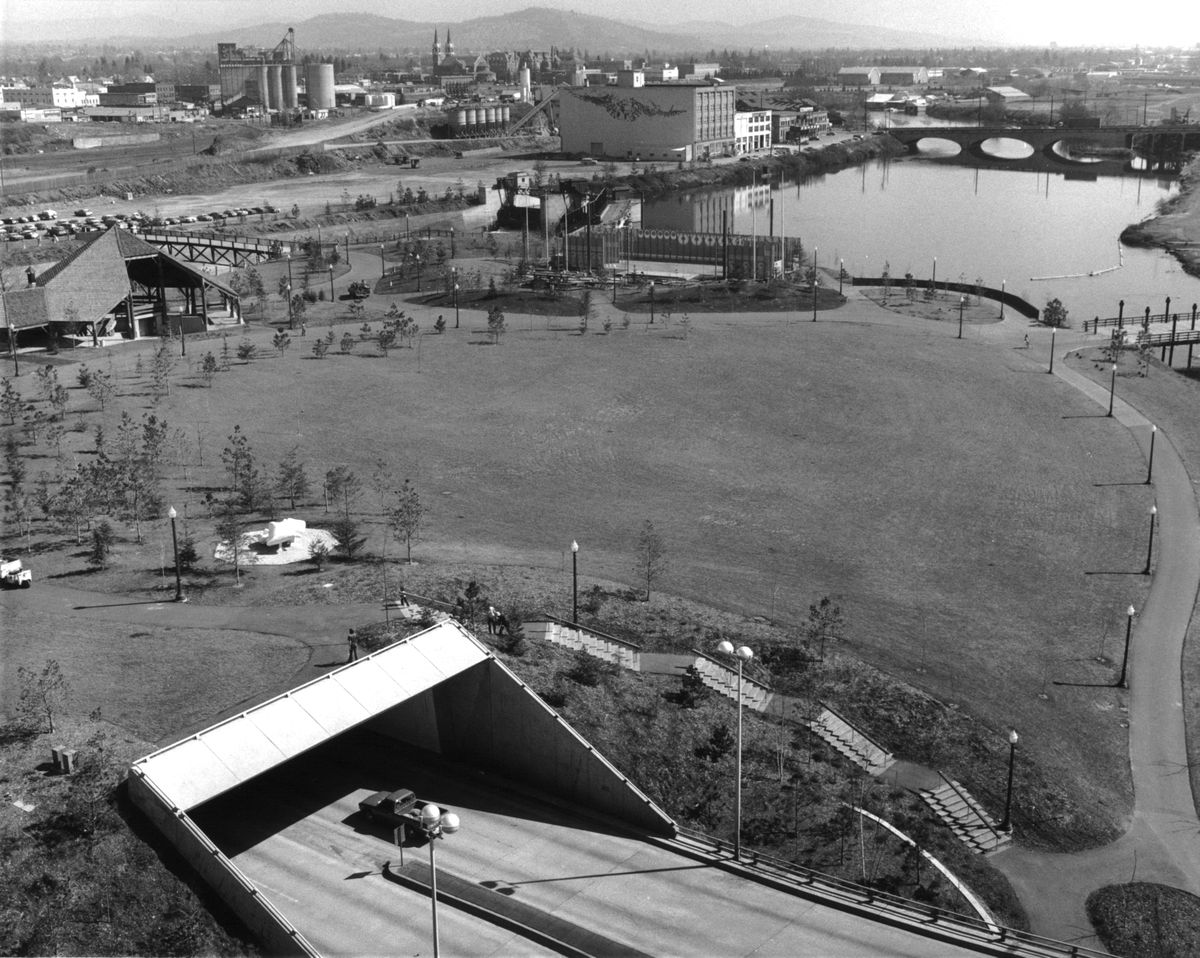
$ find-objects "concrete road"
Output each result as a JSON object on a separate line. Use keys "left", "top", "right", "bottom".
{"left": 192, "top": 730, "right": 985, "bottom": 957}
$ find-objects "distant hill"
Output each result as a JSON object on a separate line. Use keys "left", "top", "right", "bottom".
{"left": 2, "top": 6, "right": 963, "bottom": 53}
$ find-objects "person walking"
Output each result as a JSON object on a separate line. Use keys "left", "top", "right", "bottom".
{"left": 347, "top": 628, "right": 359, "bottom": 663}
{"left": 397, "top": 588, "right": 411, "bottom": 607}
{"left": 496, "top": 612, "right": 511, "bottom": 636}
{"left": 486, "top": 605, "right": 499, "bottom": 635}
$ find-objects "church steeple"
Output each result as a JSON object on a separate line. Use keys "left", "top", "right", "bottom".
{"left": 445, "top": 28, "right": 454, "bottom": 57}
{"left": 432, "top": 29, "right": 441, "bottom": 69}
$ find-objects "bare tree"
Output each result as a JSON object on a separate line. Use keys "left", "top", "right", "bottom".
{"left": 634, "top": 519, "right": 668, "bottom": 601}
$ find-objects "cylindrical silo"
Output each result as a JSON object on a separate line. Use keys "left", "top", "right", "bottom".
{"left": 501, "top": 105, "right": 511, "bottom": 127}
{"left": 305, "top": 62, "right": 335, "bottom": 110}
{"left": 256, "top": 64, "right": 269, "bottom": 108}
{"left": 454, "top": 108, "right": 466, "bottom": 131}
{"left": 485, "top": 106, "right": 497, "bottom": 127}
{"left": 465, "top": 107, "right": 477, "bottom": 128}
{"left": 268, "top": 65, "right": 283, "bottom": 112}
{"left": 283, "top": 64, "right": 298, "bottom": 108}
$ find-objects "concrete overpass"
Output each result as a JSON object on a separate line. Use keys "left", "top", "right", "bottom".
{"left": 885, "top": 124, "right": 1200, "bottom": 166}
{"left": 129, "top": 622, "right": 1106, "bottom": 957}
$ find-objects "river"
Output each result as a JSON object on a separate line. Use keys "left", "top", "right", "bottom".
{"left": 643, "top": 137, "right": 1200, "bottom": 325}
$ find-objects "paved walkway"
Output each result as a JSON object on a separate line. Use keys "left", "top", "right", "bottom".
{"left": 849, "top": 290, "right": 1200, "bottom": 942}
{"left": 8, "top": 276, "right": 1199, "bottom": 944}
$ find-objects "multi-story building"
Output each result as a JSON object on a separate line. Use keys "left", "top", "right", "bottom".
{"left": 734, "top": 109, "right": 771, "bottom": 153}
{"left": 559, "top": 71, "right": 736, "bottom": 162}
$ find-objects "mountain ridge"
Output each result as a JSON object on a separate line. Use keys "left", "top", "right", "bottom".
{"left": 2, "top": 6, "right": 966, "bottom": 52}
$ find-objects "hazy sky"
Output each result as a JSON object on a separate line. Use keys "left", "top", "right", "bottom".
{"left": 2, "top": 0, "right": 1197, "bottom": 47}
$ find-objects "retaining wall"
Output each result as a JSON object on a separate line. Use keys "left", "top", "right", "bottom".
{"left": 126, "top": 769, "right": 319, "bottom": 957}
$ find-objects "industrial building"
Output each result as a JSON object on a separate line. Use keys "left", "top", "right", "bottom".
{"left": 559, "top": 71, "right": 736, "bottom": 162}
{"left": 217, "top": 29, "right": 301, "bottom": 113}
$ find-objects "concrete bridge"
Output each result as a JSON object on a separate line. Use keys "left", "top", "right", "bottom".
{"left": 885, "top": 124, "right": 1200, "bottom": 166}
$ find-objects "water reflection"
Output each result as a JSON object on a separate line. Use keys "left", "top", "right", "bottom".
{"left": 642, "top": 153, "right": 1199, "bottom": 322}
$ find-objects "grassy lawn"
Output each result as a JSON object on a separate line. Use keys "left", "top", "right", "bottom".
{"left": 1086, "top": 882, "right": 1200, "bottom": 957}
{"left": 2, "top": 300, "right": 1155, "bottom": 855}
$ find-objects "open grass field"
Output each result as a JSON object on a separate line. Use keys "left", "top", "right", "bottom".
{"left": 3, "top": 295, "right": 1158, "bottom": 851}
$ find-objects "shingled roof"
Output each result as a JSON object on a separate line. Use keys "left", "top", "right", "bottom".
{"left": 2, "top": 227, "right": 239, "bottom": 332}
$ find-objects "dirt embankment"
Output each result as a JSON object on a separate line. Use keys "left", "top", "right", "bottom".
{"left": 1121, "top": 154, "right": 1200, "bottom": 279}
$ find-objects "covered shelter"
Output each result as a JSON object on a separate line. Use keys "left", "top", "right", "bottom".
{"left": 1, "top": 227, "right": 241, "bottom": 350}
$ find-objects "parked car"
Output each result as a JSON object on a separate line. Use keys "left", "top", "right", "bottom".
{"left": 348, "top": 280, "right": 371, "bottom": 299}
{"left": 358, "top": 788, "right": 454, "bottom": 842}
{"left": 579, "top": 156, "right": 598, "bottom": 165}
{"left": 73, "top": 208, "right": 94, "bottom": 217}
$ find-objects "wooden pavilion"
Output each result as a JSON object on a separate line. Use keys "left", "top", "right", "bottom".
{"left": 1, "top": 227, "right": 242, "bottom": 350}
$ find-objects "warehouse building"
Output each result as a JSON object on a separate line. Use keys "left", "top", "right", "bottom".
{"left": 559, "top": 71, "right": 736, "bottom": 162}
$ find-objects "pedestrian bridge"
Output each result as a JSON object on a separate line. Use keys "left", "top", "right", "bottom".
{"left": 885, "top": 125, "right": 1200, "bottom": 165}
{"left": 139, "top": 229, "right": 289, "bottom": 267}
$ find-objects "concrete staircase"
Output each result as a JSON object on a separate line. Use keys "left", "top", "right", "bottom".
{"left": 689, "top": 654, "right": 774, "bottom": 712}
{"left": 807, "top": 706, "right": 895, "bottom": 777}
{"left": 919, "top": 778, "right": 1011, "bottom": 854}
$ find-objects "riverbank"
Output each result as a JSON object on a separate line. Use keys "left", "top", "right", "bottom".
{"left": 1120, "top": 154, "right": 1200, "bottom": 279}
{"left": 618, "top": 133, "right": 905, "bottom": 197}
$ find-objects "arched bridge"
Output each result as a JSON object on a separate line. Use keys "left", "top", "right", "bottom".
{"left": 885, "top": 125, "right": 1200, "bottom": 165}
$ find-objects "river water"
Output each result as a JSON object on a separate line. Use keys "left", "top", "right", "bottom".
{"left": 643, "top": 140, "right": 1200, "bottom": 325}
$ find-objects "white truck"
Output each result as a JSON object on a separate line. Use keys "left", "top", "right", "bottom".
{"left": 1, "top": 557, "right": 32, "bottom": 588}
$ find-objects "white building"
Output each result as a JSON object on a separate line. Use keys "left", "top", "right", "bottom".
{"left": 734, "top": 110, "right": 771, "bottom": 153}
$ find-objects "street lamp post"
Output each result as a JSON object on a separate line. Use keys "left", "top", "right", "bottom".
{"left": 649, "top": 281, "right": 655, "bottom": 324}
{"left": 286, "top": 253, "right": 293, "bottom": 291}
{"left": 1107, "top": 363, "right": 1118, "bottom": 417}
{"left": 454, "top": 283, "right": 460, "bottom": 328}
{"left": 999, "top": 279, "right": 1006, "bottom": 319}
{"left": 1146, "top": 425, "right": 1157, "bottom": 484}
{"left": 957, "top": 295, "right": 966, "bottom": 339}
{"left": 1143, "top": 505, "right": 1157, "bottom": 575}
{"left": 328, "top": 265, "right": 334, "bottom": 302}
{"left": 1000, "top": 729, "right": 1018, "bottom": 830}
{"left": 344, "top": 233, "right": 350, "bottom": 266}
{"left": 1049, "top": 327, "right": 1056, "bottom": 374}
{"left": 285, "top": 283, "right": 293, "bottom": 329}
{"left": 1117, "top": 605, "right": 1136, "bottom": 688}
{"left": 418, "top": 803, "right": 461, "bottom": 958}
{"left": 716, "top": 640, "right": 753, "bottom": 860}
{"left": 838, "top": 258, "right": 844, "bottom": 296}
{"left": 167, "top": 506, "right": 184, "bottom": 602}
{"left": 571, "top": 540, "right": 579, "bottom": 622}
{"left": 379, "top": 244, "right": 385, "bottom": 278}
{"left": 415, "top": 255, "right": 422, "bottom": 292}
{"left": 812, "top": 246, "right": 818, "bottom": 322}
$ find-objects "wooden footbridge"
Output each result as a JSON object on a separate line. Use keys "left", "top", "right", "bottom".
{"left": 139, "top": 229, "right": 288, "bottom": 267}
{"left": 1084, "top": 301, "right": 1200, "bottom": 367}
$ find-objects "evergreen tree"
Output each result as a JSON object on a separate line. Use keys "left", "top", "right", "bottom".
{"left": 276, "top": 446, "right": 311, "bottom": 510}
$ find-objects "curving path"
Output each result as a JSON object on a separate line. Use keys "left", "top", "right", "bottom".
{"left": 854, "top": 290, "right": 1200, "bottom": 944}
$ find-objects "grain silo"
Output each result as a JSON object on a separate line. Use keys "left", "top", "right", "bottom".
{"left": 305, "top": 62, "right": 335, "bottom": 110}
{"left": 282, "top": 64, "right": 298, "bottom": 108}
{"left": 268, "top": 65, "right": 284, "bottom": 111}
{"left": 256, "top": 64, "right": 270, "bottom": 108}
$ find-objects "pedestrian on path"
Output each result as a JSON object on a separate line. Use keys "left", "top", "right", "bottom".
{"left": 486, "top": 605, "right": 499, "bottom": 634}
{"left": 347, "top": 628, "right": 359, "bottom": 663}
{"left": 1023, "top": 334, "right": 1030, "bottom": 349}
{"left": 397, "top": 588, "right": 410, "bottom": 607}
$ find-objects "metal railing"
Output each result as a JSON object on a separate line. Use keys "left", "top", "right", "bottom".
{"left": 670, "top": 826, "right": 1107, "bottom": 957}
